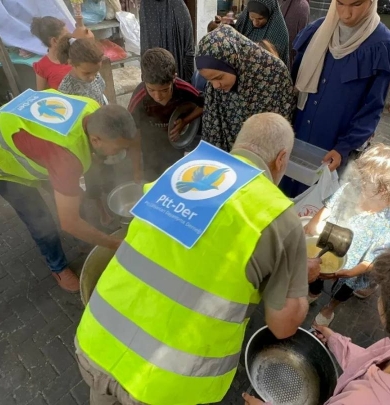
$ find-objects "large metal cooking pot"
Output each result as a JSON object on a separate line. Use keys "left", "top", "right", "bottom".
{"left": 245, "top": 327, "right": 338, "bottom": 405}
{"left": 107, "top": 181, "right": 143, "bottom": 225}
{"left": 80, "top": 228, "right": 126, "bottom": 305}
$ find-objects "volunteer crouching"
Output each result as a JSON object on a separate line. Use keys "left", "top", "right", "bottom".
{"left": 76, "top": 113, "right": 315, "bottom": 405}
{"left": 0, "top": 89, "right": 137, "bottom": 293}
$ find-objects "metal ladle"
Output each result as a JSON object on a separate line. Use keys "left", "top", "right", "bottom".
{"left": 315, "top": 222, "right": 354, "bottom": 259}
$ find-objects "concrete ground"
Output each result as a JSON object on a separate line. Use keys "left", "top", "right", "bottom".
{"left": 1, "top": 111, "right": 389, "bottom": 405}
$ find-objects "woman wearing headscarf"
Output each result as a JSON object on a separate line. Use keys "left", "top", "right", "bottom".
{"left": 196, "top": 24, "right": 294, "bottom": 152}
{"left": 282, "top": 0, "right": 390, "bottom": 196}
{"left": 279, "top": 0, "right": 310, "bottom": 68}
{"left": 139, "top": 0, "right": 195, "bottom": 82}
{"left": 236, "top": 0, "right": 290, "bottom": 66}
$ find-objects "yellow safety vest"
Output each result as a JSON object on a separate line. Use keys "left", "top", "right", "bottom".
{"left": 0, "top": 89, "right": 99, "bottom": 186}
{"left": 77, "top": 160, "right": 292, "bottom": 405}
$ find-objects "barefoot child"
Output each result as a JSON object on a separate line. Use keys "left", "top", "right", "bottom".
{"left": 306, "top": 144, "right": 390, "bottom": 326}
{"left": 30, "top": 17, "right": 72, "bottom": 90}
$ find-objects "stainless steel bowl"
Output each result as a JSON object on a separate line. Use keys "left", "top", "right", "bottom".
{"left": 107, "top": 181, "right": 143, "bottom": 220}
{"left": 245, "top": 327, "right": 338, "bottom": 405}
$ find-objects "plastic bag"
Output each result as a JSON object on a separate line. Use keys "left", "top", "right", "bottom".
{"left": 105, "top": 0, "right": 121, "bottom": 19}
{"left": 293, "top": 165, "right": 340, "bottom": 217}
{"left": 82, "top": 0, "right": 106, "bottom": 25}
{"left": 100, "top": 39, "right": 127, "bottom": 61}
{"left": 116, "top": 11, "right": 141, "bottom": 55}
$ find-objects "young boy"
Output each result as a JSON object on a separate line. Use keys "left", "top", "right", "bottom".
{"left": 128, "top": 48, "right": 203, "bottom": 182}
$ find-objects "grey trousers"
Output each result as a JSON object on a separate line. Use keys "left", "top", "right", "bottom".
{"left": 76, "top": 347, "right": 146, "bottom": 405}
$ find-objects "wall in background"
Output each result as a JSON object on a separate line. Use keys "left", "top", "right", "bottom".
{"left": 197, "top": 0, "right": 217, "bottom": 41}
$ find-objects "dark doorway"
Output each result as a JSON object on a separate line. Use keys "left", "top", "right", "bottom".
{"left": 183, "top": 0, "right": 197, "bottom": 40}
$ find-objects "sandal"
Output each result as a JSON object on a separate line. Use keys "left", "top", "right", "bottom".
{"left": 315, "top": 311, "right": 335, "bottom": 327}
{"left": 353, "top": 285, "right": 378, "bottom": 299}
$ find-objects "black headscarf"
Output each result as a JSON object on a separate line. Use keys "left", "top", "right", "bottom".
{"left": 247, "top": 1, "right": 271, "bottom": 18}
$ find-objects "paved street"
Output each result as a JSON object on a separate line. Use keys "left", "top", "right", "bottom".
{"left": 1, "top": 112, "right": 390, "bottom": 405}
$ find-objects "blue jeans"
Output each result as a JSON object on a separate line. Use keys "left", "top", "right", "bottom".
{"left": 0, "top": 181, "right": 68, "bottom": 272}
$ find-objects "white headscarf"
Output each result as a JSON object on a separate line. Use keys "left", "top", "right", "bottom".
{"left": 295, "top": 0, "right": 380, "bottom": 110}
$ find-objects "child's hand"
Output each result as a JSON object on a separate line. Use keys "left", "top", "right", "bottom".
{"left": 170, "top": 119, "right": 185, "bottom": 141}
{"left": 334, "top": 269, "right": 352, "bottom": 278}
{"left": 313, "top": 324, "right": 334, "bottom": 345}
{"left": 242, "top": 393, "right": 265, "bottom": 405}
{"left": 304, "top": 221, "right": 319, "bottom": 236}
{"left": 308, "top": 258, "right": 322, "bottom": 283}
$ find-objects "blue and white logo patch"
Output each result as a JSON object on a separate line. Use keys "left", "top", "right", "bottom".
{"left": 131, "top": 141, "right": 263, "bottom": 248}
{"left": 0, "top": 89, "right": 87, "bottom": 136}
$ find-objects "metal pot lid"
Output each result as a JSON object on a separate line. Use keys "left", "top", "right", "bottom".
{"left": 168, "top": 102, "right": 201, "bottom": 150}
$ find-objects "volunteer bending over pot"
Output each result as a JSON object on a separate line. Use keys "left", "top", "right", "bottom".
{"left": 75, "top": 112, "right": 320, "bottom": 405}
{"left": 243, "top": 248, "right": 390, "bottom": 405}
{"left": 0, "top": 90, "right": 137, "bottom": 293}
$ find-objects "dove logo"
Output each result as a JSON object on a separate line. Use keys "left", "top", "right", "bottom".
{"left": 30, "top": 97, "right": 73, "bottom": 124}
{"left": 171, "top": 160, "right": 237, "bottom": 200}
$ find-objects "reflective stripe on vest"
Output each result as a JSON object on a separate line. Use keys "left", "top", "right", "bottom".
{"left": 77, "top": 169, "right": 294, "bottom": 405}
{"left": 0, "top": 135, "right": 45, "bottom": 179}
{"left": 89, "top": 289, "right": 240, "bottom": 377}
{"left": 115, "top": 243, "right": 257, "bottom": 323}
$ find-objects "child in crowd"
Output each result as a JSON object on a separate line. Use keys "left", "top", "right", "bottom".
{"left": 57, "top": 36, "right": 112, "bottom": 226}
{"left": 128, "top": 48, "right": 204, "bottom": 182}
{"left": 30, "top": 17, "right": 72, "bottom": 90}
{"left": 57, "top": 36, "right": 106, "bottom": 105}
{"left": 243, "top": 249, "right": 390, "bottom": 405}
{"left": 305, "top": 144, "right": 390, "bottom": 326}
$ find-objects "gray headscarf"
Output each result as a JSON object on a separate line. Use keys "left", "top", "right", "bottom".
{"left": 139, "top": 0, "right": 195, "bottom": 82}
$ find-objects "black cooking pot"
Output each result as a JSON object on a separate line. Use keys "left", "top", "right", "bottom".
{"left": 245, "top": 327, "right": 338, "bottom": 405}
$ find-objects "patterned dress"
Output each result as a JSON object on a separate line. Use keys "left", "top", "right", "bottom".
{"left": 197, "top": 25, "right": 295, "bottom": 152}
{"left": 325, "top": 184, "right": 390, "bottom": 291}
{"left": 58, "top": 73, "right": 106, "bottom": 106}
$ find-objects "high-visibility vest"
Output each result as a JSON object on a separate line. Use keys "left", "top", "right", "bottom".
{"left": 0, "top": 89, "right": 99, "bottom": 186}
{"left": 77, "top": 162, "right": 293, "bottom": 405}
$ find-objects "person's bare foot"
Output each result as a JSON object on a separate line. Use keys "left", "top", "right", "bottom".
{"left": 52, "top": 268, "right": 80, "bottom": 293}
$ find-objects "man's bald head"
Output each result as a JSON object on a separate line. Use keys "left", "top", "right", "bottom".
{"left": 86, "top": 105, "right": 137, "bottom": 157}
{"left": 87, "top": 104, "right": 137, "bottom": 140}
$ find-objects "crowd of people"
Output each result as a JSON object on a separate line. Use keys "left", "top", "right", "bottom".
{"left": 1, "top": 0, "right": 390, "bottom": 404}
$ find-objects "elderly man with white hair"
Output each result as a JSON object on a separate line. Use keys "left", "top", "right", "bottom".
{"left": 75, "top": 112, "right": 320, "bottom": 405}
{"left": 231, "top": 112, "right": 319, "bottom": 336}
